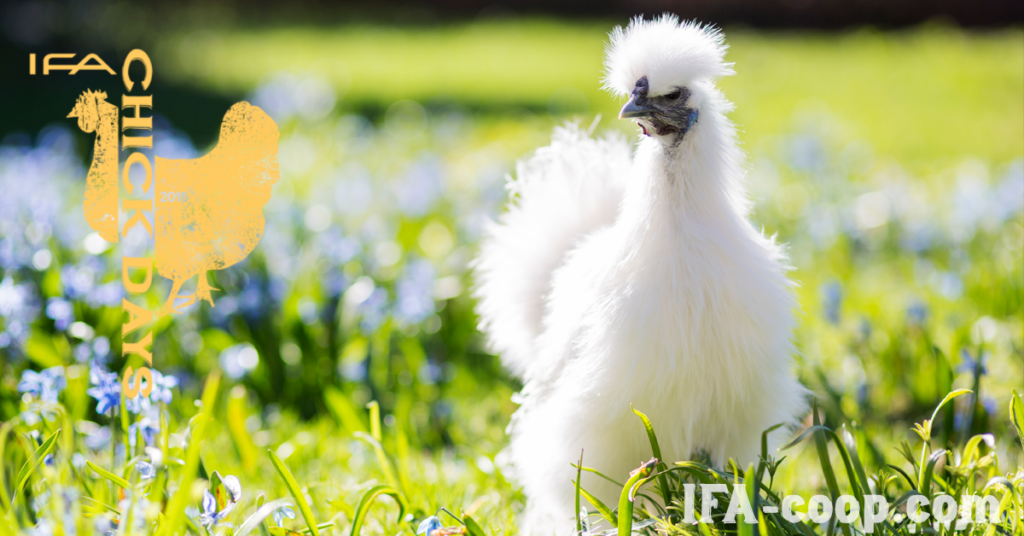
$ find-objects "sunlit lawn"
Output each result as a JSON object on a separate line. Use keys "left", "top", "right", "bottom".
{"left": 156, "top": 20, "right": 1023, "bottom": 164}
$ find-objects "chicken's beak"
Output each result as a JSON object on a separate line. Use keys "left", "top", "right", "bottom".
{"left": 67, "top": 109, "right": 78, "bottom": 119}
{"left": 618, "top": 95, "right": 655, "bottom": 120}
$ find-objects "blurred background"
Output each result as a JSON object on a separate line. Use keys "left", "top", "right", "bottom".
{"left": 0, "top": 0, "right": 1022, "bottom": 525}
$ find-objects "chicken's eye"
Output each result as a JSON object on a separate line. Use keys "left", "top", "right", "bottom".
{"left": 664, "top": 89, "right": 682, "bottom": 100}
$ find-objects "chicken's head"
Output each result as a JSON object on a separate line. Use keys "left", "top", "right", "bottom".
{"left": 603, "top": 15, "right": 733, "bottom": 141}
{"left": 67, "top": 89, "right": 108, "bottom": 133}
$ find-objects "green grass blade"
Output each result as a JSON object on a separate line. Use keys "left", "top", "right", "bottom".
{"left": 780, "top": 424, "right": 832, "bottom": 451}
{"left": 617, "top": 459, "right": 656, "bottom": 536}
{"left": 673, "top": 461, "right": 718, "bottom": 485}
{"left": 631, "top": 405, "right": 672, "bottom": 507}
{"left": 268, "top": 449, "right": 320, "bottom": 536}
{"left": 808, "top": 402, "right": 846, "bottom": 536}
{"left": 120, "top": 392, "right": 131, "bottom": 458}
{"left": 929, "top": 389, "right": 972, "bottom": 424}
{"left": 347, "top": 485, "right": 406, "bottom": 536}
{"left": 0, "top": 420, "right": 16, "bottom": 512}
{"left": 234, "top": 497, "right": 293, "bottom": 536}
{"left": 81, "top": 495, "right": 120, "bottom": 515}
{"left": 756, "top": 423, "right": 785, "bottom": 484}
{"left": 918, "top": 449, "right": 946, "bottom": 496}
{"left": 574, "top": 480, "right": 616, "bottom": 527}
{"left": 463, "top": 515, "right": 486, "bottom": 536}
{"left": 299, "top": 522, "right": 337, "bottom": 534}
{"left": 838, "top": 425, "right": 869, "bottom": 522}
{"left": 961, "top": 433, "right": 995, "bottom": 467}
{"left": 886, "top": 464, "right": 916, "bottom": 490}
{"left": 980, "top": 476, "right": 1013, "bottom": 493}
{"left": 324, "top": 387, "right": 369, "bottom": 435}
{"left": 14, "top": 428, "right": 60, "bottom": 501}
{"left": 86, "top": 459, "right": 130, "bottom": 489}
{"left": 366, "top": 401, "right": 383, "bottom": 441}
{"left": 839, "top": 426, "right": 870, "bottom": 495}
{"left": 353, "top": 432, "right": 402, "bottom": 492}
{"left": 760, "top": 423, "right": 785, "bottom": 460}
{"left": 1009, "top": 389, "right": 1024, "bottom": 450}
{"left": 156, "top": 371, "right": 220, "bottom": 536}
{"left": 575, "top": 450, "right": 583, "bottom": 535}
{"left": 572, "top": 463, "right": 624, "bottom": 488}
{"left": 738, "top": 463, "right": 756, "bottom": 536}
{"left": 891, "top": 489, "right": 924, "bottom": 510}
{"left": 227, "top": 388, "right": 258, "bottom": 470}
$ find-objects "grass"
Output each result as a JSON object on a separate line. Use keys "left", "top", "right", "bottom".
{"left": 3, "top": 378, "right": 1021, "bottom": 534}
{"left": 153, "top": 20, "right": 1024, "bottom": 164}
{"left": 1, "top": 18, "right": 1022, "bottom": 536}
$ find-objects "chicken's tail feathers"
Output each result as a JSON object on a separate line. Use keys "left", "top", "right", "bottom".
{"left": 473, "top": 121, "right": 632, "bottom": 379}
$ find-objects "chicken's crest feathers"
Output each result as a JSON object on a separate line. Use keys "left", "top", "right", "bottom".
{"left": 603, "top": 15, "right": 733, "bottom": 97}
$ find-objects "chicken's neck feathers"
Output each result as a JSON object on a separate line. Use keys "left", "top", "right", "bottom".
{"left": 618, "top": 103, "right": 752, "bottom": 260}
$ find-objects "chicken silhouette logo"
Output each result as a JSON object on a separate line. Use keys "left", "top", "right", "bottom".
{"left": 69, "top": 90, "right": 281, "bottom": 317}
{"left": 68, "top": 89, "right": 120, "bottom": 243}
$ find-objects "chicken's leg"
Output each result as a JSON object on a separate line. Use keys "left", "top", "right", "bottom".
{"left": 158, "top": 278, "right": 195, "bottom": 317}
{"left": 195, "top": 270, "right": 219, "bottom": 307}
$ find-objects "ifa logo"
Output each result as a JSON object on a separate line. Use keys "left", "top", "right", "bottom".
{"left": 28, "top": 52, "right": 120, "bottom": 75}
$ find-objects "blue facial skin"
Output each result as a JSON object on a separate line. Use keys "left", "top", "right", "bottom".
{"left": 620, "top": 76, "right": 699, "bottom": 139}
{"left": 686, "top": 109, "right": 699, "bottom": 132}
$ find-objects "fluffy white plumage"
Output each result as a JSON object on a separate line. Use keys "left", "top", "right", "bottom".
{"left": 473, "top": 15, "right": 808, "bottom": 534}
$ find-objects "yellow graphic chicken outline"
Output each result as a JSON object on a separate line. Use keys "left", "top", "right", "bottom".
{"left": 70, "top": 90, "right": 281, "bottom": 317}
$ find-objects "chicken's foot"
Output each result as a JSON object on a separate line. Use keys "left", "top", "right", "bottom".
{"left": 195, "top": 270, "right": 219, "bottom": 307}
{"left": 158, "top": 277, "right": 195, "bottom": 317}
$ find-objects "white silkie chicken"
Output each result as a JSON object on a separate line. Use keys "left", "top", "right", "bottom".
{"left": 473, "top": 15, "right": 808, "bottom": 534}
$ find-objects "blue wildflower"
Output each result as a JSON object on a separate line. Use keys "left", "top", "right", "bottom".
{"left": 956, "top": 349, "right": 989, "bottom": 376}
{"left": 416, "top": 516, "right": 443, "bottom": 535}
{"left": 83, "top": 425, "right": 111, "bottom": 450}
{"left": 0, "top": 276, "right": 28, "bottom": 315}
{"left": 136, "top": 461, "right": 156, "bottom": 480}
{"left": 87, "top": 281, "right": 123, "bottom": 308}
{"left": 395, "top": 157, "right": 442, "bottom": 217}
{"left": 125, "top": 392, "right": 151, "bottom": 414}
{"left": 932, "top": 271, "right": 963, "bottom": 299}
{"left": 93, "top": 514, "right": 117, "bottom": 536}
{"left": 18, "top": 366, "right": 66, "bottom": 403}
{"left": 92, "top": 336, "right": 111, "bottom": 364}
{"left": 316, "top": 227, "right": 360, "bottom": 267}
{"left": 273, "top": 505, "right": 296, "bottom": 526}
{"left": 26, "top": 519, "right": 54, "bottom": 536}
{"left": 0, "top": 275, "right": 38, "bottom": 349}
{"left": 73, "top": 343, "right": 92, "bottom": 363}
{"left": 60, "top": 264, "right": 95, "bottom": 301}
{"left": 238, "top": 275, "right": 268, "bottom": 321}
{"left": 340, "top": 360, "right": 367, "bottom": 381}
{"left": 395, "top": 259, "right": 436, "bottom": 325}
{"left": 128, "top": 415, "right": 159, "bottom": 448}
{"left": 787, "top": 134, "right": 826, "bottom": 172}
{"left": 116, "top": 491, "right": 150, "bottom": 533}
{"left": 45, "top": 297, "right": 75, "bottom": 330}
{"left": 906, "top": 300, "right": 928, "bottom": 326}
{"left": 199, "top": 489, "right": 235, "bottom": 529}
{"left": 821, "top": 281, "right": 842, "bottom": 325}
{"left": 149, "top": 369, "right": 179, "bottom": 404}
{"left": 219, "top": 344, "right": 260, "bottom": 380}
{"left": 358, "top": 287, "right": 389, "bottom": 333}
{"left": 87, "top": 365, "right": 120, "bottom": 414}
